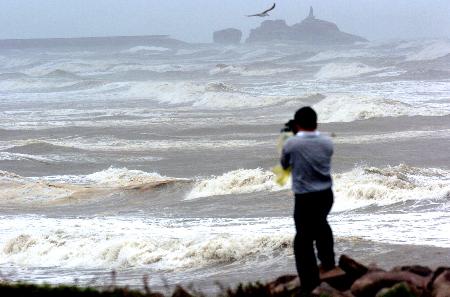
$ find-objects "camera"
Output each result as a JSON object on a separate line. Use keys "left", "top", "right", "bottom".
{"left": 281, "top": 119, "right": 296, "bottom": 133}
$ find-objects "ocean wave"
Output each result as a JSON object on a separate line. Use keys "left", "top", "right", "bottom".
{"left": 108, "top": 63, "right": 204, "bottom": 73}
{"left": 333, "top": 164, "right": 450, "bottom": 211}
{"left": 0, "top": 78, "right": 75, "bottom": 92}
{"left": 209, "top": 64, "right": 296, "bottom": 77}
{"left": 44, "top": 136, "right": 270, "bottom": 152}
{"left": 0, "top": 216, "right": 293, "bottom": 270}
{"left": 334, "top": 129, "right": 450, "bottom": 144}
{"left": 186, "top": 165, "right": 450, "bottom": 209}
{"left": 306, "top": 49, "right": 376, "bottom": 62}
{"left": 0, "top": 72, "right": 29, "bottom": 80}
{"left": 186, "top": 168, "right": 287, "bottom": 200}
{"left": 315, "top": 63, "right": 382, "bottom": 79}
{"left": 0, "top": 56, "right": 35, "bottom": 69}
{"left": 125, "top": 81, "right": 292, "bottom": 109}
{"left": 313, "top": 94, "right": 449, "bottom": 122}
{"left": 405, "top": 40, "right": 450, "bottom": 61}
{"left": 43, "top": 69, "right": 80, "bottom": 79}
{"left": 0, "top": 168, "right": 181, "bottom": 205}
{"left": 0, "top": 152, "right": 54, "bottom": 163}
{"left": 121, "top": 46, "right": 171, "bottom": 54}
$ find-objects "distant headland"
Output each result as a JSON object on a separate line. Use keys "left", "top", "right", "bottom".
{"left": 214, "top": 7, "right": 367, "bottom": 45}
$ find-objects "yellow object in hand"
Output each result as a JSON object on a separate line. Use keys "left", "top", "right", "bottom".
{"left": 272, "top": 165, "right": 291, "bottom": 186}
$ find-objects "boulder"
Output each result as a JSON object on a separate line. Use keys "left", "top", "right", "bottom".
{"left": 267, "top": 274, "right": 300, "bottom": 295}
{"left": 351, "top": 271, "right": 428, "bottom": 297}
{"left": 430, "top": 268, "right": 450, "bottom": 297}
{"left": 392, "top": 265, "right": 433, "bottom": 277}
{"left": 375, "top": 282, "right": 422, "bottom": 297}
{"left": 171, "top": 286, "right": 193, "bottom": 297}
{"left": 339, "top": 255, "right": 370, "bottom": 279}
{"left": 312, "top": 282, "right": 354, "bottom": 297}
{"left": 213, "top": 28, "right": 242, "bottom": 44}
{"left": 320, "top": 267, "right": 349, "bottom": 291}
{"left": 329, "top": 255, "right": 370, "bottom": 291}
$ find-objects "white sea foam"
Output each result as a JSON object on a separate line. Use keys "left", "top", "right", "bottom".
{"left": 333, "top": 165, "right": 450, "bottom": 211}
{"left": 406, "top": 40, "right": 450, "bottom": 61}
{"left": 0, "top": 216, "right": 293, "bottom": 270}
{"left": 313, "top": 94, "right": 448, "bottom": 123}
{"left": 125, "top": 81, "right": 291, "bottom": 109}
{"left": 82, "top": 167, "right": 168, "bottom": 187}
{"left": 315, "top": 63, "right": 381, "bottom": 79}
{"left": 186, "top": 168, "right": 287, "bottom": 200}
{"left": 0, "top": 78, "right": 75, "bottom": 92}
{"left": 306, "top": 49, "right": 375, "bottom": 62}
{"left": 331, "top": 211, "right": 450, "bottom": 247}
{"left": 209, "top": 64, "right": 295, "bottom": 77}
{"left": 122, "top": 46, "right": 171, "bottom": 54}
{"left": 109, "top": 63, "right": 204, "bottom": 73}
{"left": 186, "top": 165, "right": 450, "bottom": 211}
{"left": 0, "top": 151, "right": 144, "bottom": 164}
{"left": 0, "top": 152, "right": 52, "bottom": 162}
{"left": 45, "top": 136, "right": 270, "bottom": 152}
{"left": 334, "top": 129, "right": 450, "bottom": 145}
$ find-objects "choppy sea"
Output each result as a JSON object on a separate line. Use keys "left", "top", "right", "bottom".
{"left": 0, "top": 37, "right": 449, "bottom": 293}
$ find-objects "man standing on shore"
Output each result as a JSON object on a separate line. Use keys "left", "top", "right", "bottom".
{"left": 280, "top": 106, "right": 336, "bottom": 294}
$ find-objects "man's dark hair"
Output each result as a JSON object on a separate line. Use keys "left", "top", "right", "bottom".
{"left": 294, "top": 106, "right": 317, "bottom": 130}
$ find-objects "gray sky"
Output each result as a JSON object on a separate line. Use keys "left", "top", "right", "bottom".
{"left": 1, "top": 0, "right": 449, "bottom": 42}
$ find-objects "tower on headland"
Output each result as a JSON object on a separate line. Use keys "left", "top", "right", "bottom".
{"left": 245, "top": 4, "right": 368, "bottom": 44}
{"left": 308, "top": 6, "right": 315, "bottom": 19}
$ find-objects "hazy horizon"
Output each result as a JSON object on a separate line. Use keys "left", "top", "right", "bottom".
{"left": 1, "top": 0, "right": 450, "bottom": 42}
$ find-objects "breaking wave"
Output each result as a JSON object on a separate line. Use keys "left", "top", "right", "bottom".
{"left": 405, "top": 40, "right": 450, "bottom": 61}
{"left": 315, "top": 63, "right": 382, "bottom": 79}
{"left": 333, "top": 164, "right": 450, "bottom": 211}
{"left": 313, "top": 94, "right": 449, "bottom": 122}
{"left": 306, "top": 49, "right": 375, "bottom": 62}
{"left": 209, "top": 64, "right": 296, "bottom": 77}
{"left": 0, "top": 168, "right": 181, "bottom": 204}
{"left": 186, "top": 168, "right": 287, "bottom": 200}
{"left": 126, "top": 81, "right": 291, "bottom": 109}
{"left": 186, "top": 165, "right": 450, "bottom": 211}
{"left": 121, "top": 46, "right": 171, "bottom": 54}
{"left": 0, "top": 216, "right": 293, "bottom": 270}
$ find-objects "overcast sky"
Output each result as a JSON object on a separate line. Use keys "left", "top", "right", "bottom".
{"left": 1, "top": 0, "right": 449, "bottom": 42}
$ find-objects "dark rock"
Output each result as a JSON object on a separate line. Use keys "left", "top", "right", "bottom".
{"left": 339, "top": 255, "right": 369, "bottom": 279}
{"left": 312, "top": 282, "right": 354, "bottom": 297}
{"left": 246, "top": 20, "right": 293, "bottom": 43}
{"left": 320, "top": 267, "right": 349, "bottom": 292}
{"left": 213, "top": 28, "right": 242, "bottom": 44}
{"left": 334, "top": 255, "right": 370, "bottom": 290}
{"left": 246, "top": 7, "right": 366, "bottom": 44}
{"left": 171, "top": 285, "right": 193, "bottom": 297}
{"left": 148, "top": 293, "right": 165, "bottom": 297}
{"left": 392, "top": 265, "right": 433, "bottom": 277}
{"left": 267, "top": 274, "right": 300, "bottom": 295}
{"left": 351, "top": 271, "right": 428, "bottom": 297}
{"left": 375, "top": 282, "right": 421, "bottom": 297}
{"left": 430, "top": 268, "right": 450, "bottom": 297}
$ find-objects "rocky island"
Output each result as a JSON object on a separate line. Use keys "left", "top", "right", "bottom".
{"left": 213, "top": 28, "right": 243, "bottom": 45}
{"left": 246, "top": 7, "right": 367, "bottom": 44}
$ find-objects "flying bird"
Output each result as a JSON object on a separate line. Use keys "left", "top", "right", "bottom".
{"left": 247, "top": 3, "right": 276, "bottom": 17}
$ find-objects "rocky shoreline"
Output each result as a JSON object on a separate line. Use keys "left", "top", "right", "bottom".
{"left": 1, "top": 255, "right": 449, "bottom": 297}
{"left": 267, "top": 255, "right": 450, "bottom": 297}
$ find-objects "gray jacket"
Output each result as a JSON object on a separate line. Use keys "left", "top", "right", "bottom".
{"left": 281, "top": 131, "right": 333, "bottom": 194}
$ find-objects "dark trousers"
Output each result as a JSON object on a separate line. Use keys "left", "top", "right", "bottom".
{"left": 294, "top": 188, "right": 335, "bottom": 291}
